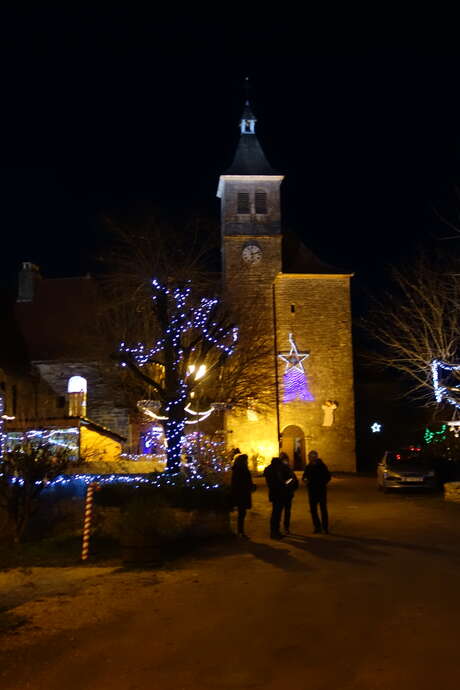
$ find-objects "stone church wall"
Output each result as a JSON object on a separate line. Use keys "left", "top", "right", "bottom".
{"left": 275, "top": 275, "right": 356, "bottom": 472}
{"left": 222, "top": 235, "right": 281, "bottom": 468}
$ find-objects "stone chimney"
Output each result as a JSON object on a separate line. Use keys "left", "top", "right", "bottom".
{"left": 17, "top": 262, "right": 41, "bottom": 303}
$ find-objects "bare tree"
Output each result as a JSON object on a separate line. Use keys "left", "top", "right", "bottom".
{"left": 212, "top": 304, "right": 276, "bottom": 415}
{"left": 362, "top": 252, "right": 460, "bottom": 405}
{"left": 93, "top": 216, "right": 272, "bottom": 465}
{"left": 116, "top": 277, "right": 238, "bottom": 472}
{"left": 87, "top": 214, "right": 222, "bottom": 424}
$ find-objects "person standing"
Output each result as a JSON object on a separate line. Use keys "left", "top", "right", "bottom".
{"left": 302, "top": 450, "right": 331, "bottom": 534}
{"left": 231, "top": 453, "right": 255, "bottom": 538}
{"left": 281, "top": 454, "right": 299, "bottom": 534}
{"left": 263, "top": 457, "right": 289, "bottom": 539}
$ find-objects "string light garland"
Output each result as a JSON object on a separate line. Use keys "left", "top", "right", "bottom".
{"left": 278, "top": 333, "right": 313, "bottom": 403}
{"left": 431, "top": 359, "right": 460, "bottom": 409}
{"left": 0, "top": 395, "right": 6, "bottom": 459}
{"left": 424, "top": 425, "right": 447, "bottom": 444}
{"left": 0, "top": 472, "right": 223, "bottom": 491}
{"left": 137, "top": 400, "right": 217, "bottom": 424}
{"left": 1, "top": 431, "right": 229, "bottom": 488}
{"left": 180, "top": 431, "right": 229, "bottom": 477}
{"left": 6, "top": 428, "right": 79, "bottom": 456}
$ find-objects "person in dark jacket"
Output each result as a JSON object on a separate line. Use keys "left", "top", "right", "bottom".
{"left": 263, "top": 457, "right": 290, "bottom": 539}
{"left": 302, "top": 450, "right": 331, "bottom": 534}
{"left": 281, "top": 454, "right": 299, "bottom": 534}
{"left": 231, "top": 453, "right": 255, "bottom": 538}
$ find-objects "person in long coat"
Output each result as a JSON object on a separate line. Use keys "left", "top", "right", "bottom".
{"left": 231, "top": 453, "right": 255, "bottom": 538}
{"left": 302, "top": 450, "right": 331, "bottom": 533}
{"left": 280, "top": 454, "right": 299, "bottom": 534}
{"left": 263, "top": 457, "right": 290, "bottom": 539}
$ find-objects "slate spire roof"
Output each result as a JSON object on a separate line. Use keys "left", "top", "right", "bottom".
{"left": 225, "top": 100, "right": 278, "bottom": 176}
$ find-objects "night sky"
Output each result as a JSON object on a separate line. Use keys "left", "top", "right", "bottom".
{"left": 2, "top": 11, "right": 460, "bottom": 304}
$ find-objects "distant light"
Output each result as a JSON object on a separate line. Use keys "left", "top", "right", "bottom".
{"left": 371, "top": 422, "right": 382, "bottom": 433}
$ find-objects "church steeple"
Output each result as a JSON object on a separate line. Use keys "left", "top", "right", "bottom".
{"left": 217, "top": 89, "right": 284, "bottom": 241}
{"left": 223, "top": 98, "right": 277, "bottom": 177}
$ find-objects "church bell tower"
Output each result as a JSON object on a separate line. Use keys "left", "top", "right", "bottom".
{"left": 217, "top": 97, "right": 284, "bottom": 463}
{"left": 217, "top": 100, "right": 284, "bottom": 303}
{"left": 216, "top": 91, "right": 356, "bottom": 474}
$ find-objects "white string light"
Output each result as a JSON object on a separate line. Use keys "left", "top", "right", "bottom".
{"left": 119, "top": 278, "right": 238, "bottom": 470}
{"left": 431, "top": 359, "right": 460, "bottom": 408}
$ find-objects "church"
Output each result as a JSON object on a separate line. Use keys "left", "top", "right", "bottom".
{"left": 218, "top": 101, "right": 356, "bottom": 472}
{"left": 3, "top": 99, "right": 356, "bottom": 473}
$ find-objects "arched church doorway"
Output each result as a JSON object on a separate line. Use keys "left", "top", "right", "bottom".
{"left": 280, "top": 425, "right": 305, "bottom": 470}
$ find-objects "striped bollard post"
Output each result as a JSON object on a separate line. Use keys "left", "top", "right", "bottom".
{"left": 81, "top": 482, "right": 98, "bottom": 561}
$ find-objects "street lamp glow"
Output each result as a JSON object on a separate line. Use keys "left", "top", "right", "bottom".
{"left": 187, "top": 363, "right": 206, "bottom": 380}
{"left": 195, "top": 364, "right": 206, "bottom": 380}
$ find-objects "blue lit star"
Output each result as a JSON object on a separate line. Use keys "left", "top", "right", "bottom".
{"left": 371, "top": 422, "right": 382, "bottom": 433}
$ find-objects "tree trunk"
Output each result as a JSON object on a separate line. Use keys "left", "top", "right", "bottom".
{"left": 165, "top": 407, "right": 186, "bottom": 473}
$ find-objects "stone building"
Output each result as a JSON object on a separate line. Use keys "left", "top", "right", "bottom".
{"left": 6, "top": 100, "right": 356, "bottom": 472}
{"left": 13, "top": 264, "right": 130, "bottom": 443}
{"left": 218, "top": 103, "right": 356, "bottom": 472}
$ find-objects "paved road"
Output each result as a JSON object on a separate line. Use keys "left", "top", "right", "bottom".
{"left": 3, "top": 476, "right": 460, "bottom": 689}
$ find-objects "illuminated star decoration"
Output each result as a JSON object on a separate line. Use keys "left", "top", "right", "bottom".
{"left": 371, "top": 422, "right": 382, "bottom": 433}
{"left": 278, "top": 333, "right": 314, "bottom": 402}
{"left": 431, "top": 358, "right": 460, "bottom": 410}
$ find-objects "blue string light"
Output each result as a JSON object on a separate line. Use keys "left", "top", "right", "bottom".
{"left": 119, "top": 278, "right": 238, "bottom": 471}
{"left": 0, "top": 472, "right": 223, "bottom": 491}
{"left": 0, "top": 395, "right": 6, "bottom": 459}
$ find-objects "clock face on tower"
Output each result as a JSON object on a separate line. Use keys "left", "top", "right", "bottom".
{"left": 242, "top": 244, "right": 262, "bottom": 265}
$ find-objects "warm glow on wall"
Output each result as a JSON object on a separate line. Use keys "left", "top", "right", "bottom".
{"left": 80, "top": 425, "right": 121, "bottom": 463}
{"left": 247, "top": 438, "right": 279, "bottom": 472}
{"left": 67, "top": 376, "right": 87, "bottom": 416}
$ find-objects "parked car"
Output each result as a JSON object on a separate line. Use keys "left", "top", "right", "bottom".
{"left": 377, "top": 448, "right": 439, "bottom": 492}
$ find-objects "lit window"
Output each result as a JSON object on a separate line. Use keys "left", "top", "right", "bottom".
{"left": 255, "top": 191, "right": 267, "bottom": 214}
{"left": 237, "top": 192, "right": 250, "bottom": 214}
{"left": 67, "top": 376, "right": 87, "bottom": 417}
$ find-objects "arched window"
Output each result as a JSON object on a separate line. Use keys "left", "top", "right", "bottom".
{"left": 237, "top": 192, "right": 250, "bottom": 214}
{"left": 67, "top": 376, "right": 87, "bottom": 417}
{"left": 255, "top": 191, "right": 267, "bottom": 214}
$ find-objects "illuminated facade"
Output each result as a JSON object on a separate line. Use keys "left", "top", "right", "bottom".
{"left": 218, "top": 103, "right": 356, "bottom": 472}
